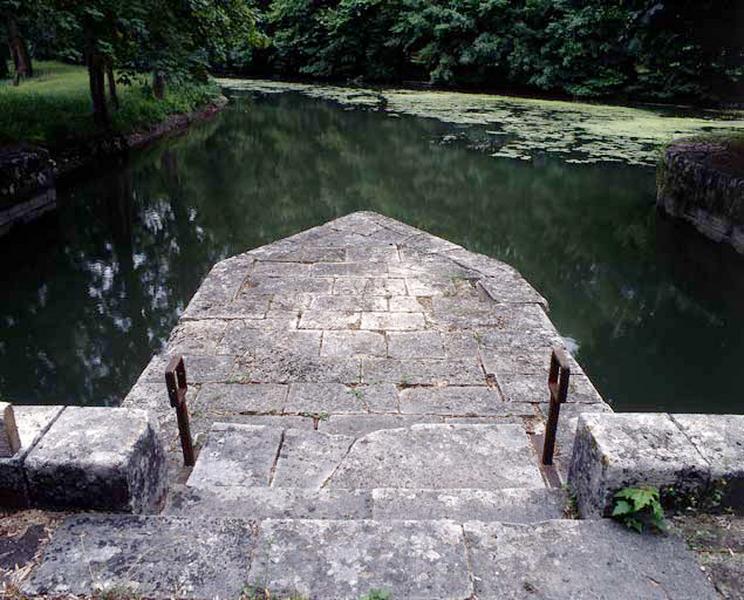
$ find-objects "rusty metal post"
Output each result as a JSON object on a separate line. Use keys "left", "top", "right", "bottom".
{"left": 165, "top": 356, "right": 195, "bottom": 466}
{"left": 542, "top": 347, "right": 571, "bottom": 466}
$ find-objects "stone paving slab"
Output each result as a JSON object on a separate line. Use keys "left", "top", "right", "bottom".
{"left": 167, "top": 485, "right": 373, "bottom": 519}
{"left": 187, "top": 423, "right": 282, "bottom": 488}
{"left": 463, "top": 519, "right": 718, "bottom": 599}
{"left": 247, "top": 518, "right": 471, "bottom": 600}
{"left": 398, "top": 385, "right": 532, "bottom": 416}
{"left": 372, "top": 487, "right": 566, "bottom": 522}
{"left": 284, "top": 383, "right": 398, "bottom": 414}
{"left": 672, "top": 414, "right": 744, "bottom": 480}
{"left": 23, "top": 514, "right": 256, "bottom": 599}
{"left": 194, "top": 383, "right": 288, "bottom": 416}
{"left": 273, "top": 429, "right": 355, "bottom": 488}
{"left": 319, "top": 414, "right": 446, "bottom": 436}
{"left": 327, "top": 424, "right": 545, "bottom": 489}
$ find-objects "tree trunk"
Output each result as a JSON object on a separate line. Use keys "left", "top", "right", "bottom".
{"left": 0, "top": 44, "right": 9, "bottom": 79}
{"left": 88, "top": 52, "right": 109, "bottom": 128}
{"left": 106, "top": 61, "right": 119, "bottom": 110}
{"left": 152, "top": 70, "right": 166, "bottom": 100}
{"left": 6, "top": 16, "right": 32, "bottom": 85}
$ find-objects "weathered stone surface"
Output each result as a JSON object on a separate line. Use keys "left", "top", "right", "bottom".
{"left": 464, "top": 519, "right": 718, "bottom": 599}
{"left": 498, "top": 371, "right": 603, "bottom": 404}
{"left": 194, "top": 383, "right": 288, "bottom": 416}
{"left": 311, "top": 294, "right": 387, "bottom": 312}
{"left": 568, "top": 413, "right": 711, "bottom": 517}
{"left": 247, "top": 519, "right": 471, "bottom": 599}
{"left": 187, "top": 423, "right": 282, "bottom": 488}
{"left": 387, "top": 331, "right": 445, "bottom": 359}
{"left": 319, "top": 414, "right": 444, "bottom": 436}
{"left": 284, "top": 383, "right": 397, "bottom": 414}
{"left": 273, "top": 429, "right": 355, "bottom": 488}
{"left": 0, "top": 404, "right": 66, "bottom": 507}
{"left": 671, "top": 414, "right": 744, "bottom": 510}
{"left": 477, "top": 275, "right": 548, "bottom": 307}
{"left": 360, "top": 311, "right": 426, "bottom": 331}
{"left": 166, "top": 320, "right": 227, "bottom": 355}
{"left": 235, "top": 354, "right": 361, "bottom": 384}
{"left": 139, "top": 353, "right": 236, "bottom": 383}
{"left": 388, "top": 295, "right": 426, "bottom": 312}
{"left": 481, "top": 345, "right": 553, "bottom": 375}
{"left": 333, "top": 276, "right": 406, "bottom": 296}
{"left": 298, "top": 309, "right": 361, "bottom": 330}
{"left": 13, "top": 405, "right": 64, "bottom": 453}
{"left": 23, "top": 515, "right": 256, "bottom": 599}
{"left": 372, "top": 488, "right": 565, "bottom": 522}
{"left": 321, "top": 330, "right": 386, "bottom": 357}
{"left": 167, "top": 485, "right": 373, "bottom": 519}
{"left": 398, "top": 385, "right": 531, "bottom": 417}
{"left": 24, "top": 407, "right": 166, "bottom": 512}
{"left": 218, "top": 324, "right": 321, "bottom": 357}
{"left": 327, "top": 424, "right": 544, "bottom": 489}
{"left": 362, "top": 358, "right": 484, "bottom": 385}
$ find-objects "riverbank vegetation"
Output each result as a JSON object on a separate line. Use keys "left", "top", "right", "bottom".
{"left": 0, "top": 0, "right": 260, "bottom": 135}
{"left": 226, "top": 0, "right": 743, "bottom": 105}
{"left": 0, "top": 61, "right": 219, "bottom": 146}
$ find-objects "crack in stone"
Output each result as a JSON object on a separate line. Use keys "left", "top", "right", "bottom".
{"left": 320, "top": 437, "right": 358, "bottom": 488}
{"left": 267, "top": 429, "right": 285, "bottom": 487}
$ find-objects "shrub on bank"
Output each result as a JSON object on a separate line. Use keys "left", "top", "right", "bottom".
{"left": 0, "top": 61, "right": 220, "bottom": 147}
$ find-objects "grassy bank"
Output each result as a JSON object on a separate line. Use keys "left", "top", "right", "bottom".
{"left": 0, "top": 61, "right": 221, "bottom": 147}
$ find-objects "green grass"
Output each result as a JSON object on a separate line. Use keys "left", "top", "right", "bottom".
{"left": 0, "top": 60, "right": 220, "bottom": 147}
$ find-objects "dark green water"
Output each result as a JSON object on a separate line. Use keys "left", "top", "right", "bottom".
{"left": 2, "top": 92, "right": 743, "bottom": 413}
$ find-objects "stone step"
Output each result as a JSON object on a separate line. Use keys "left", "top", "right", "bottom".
{"left": 188, "top": 421, "right": 545, "bottom": 491}
{"left": 165, "top": 485, "right": 567, "bottom": 522}
{"left": 25, "top": 515, "right": 718, "bottom": 599}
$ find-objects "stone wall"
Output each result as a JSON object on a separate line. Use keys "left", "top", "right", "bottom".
{"left": 657, "top": 139, "right": 744, "bottom": 252}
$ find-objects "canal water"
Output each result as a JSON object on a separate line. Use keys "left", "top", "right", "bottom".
{"left": 2, "top": 90, "right": 743, "bottom": 413}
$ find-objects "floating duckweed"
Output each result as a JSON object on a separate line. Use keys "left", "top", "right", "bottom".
{"left": 216, "top": 78, "right": 744, "bottom": 166}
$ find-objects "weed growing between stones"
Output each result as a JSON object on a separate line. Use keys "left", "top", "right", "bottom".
{"left": 241, "top": 585, "right": 308, "bottom": 600}
{"left": 612, "top": 486, "right": 666, "bottom": 533}
{"left": 562, "top": 486, "right": 579, "bottom": 519}
{"left": 359, "top": 591, "right": 392, "bottom": 600}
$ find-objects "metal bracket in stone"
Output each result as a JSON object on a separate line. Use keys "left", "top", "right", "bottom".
{"left": 541, "top": 348, "right": 570, "bottom": 466}
{"left": 0, "top": 402, "right": 21, "bottom": 458}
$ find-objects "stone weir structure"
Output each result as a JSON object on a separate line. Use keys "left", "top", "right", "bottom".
{"left": 22, "top": 212, "right": 724, "bottom": 599}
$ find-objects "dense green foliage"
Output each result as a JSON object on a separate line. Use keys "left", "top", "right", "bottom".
{"left": 230, "top": 0, "right": 743, "bottom": 103}
{"left": 0, "top": 61, "right": 219, "bottom": 145}
{"left": 1, "top": 0, "right": 259, "bottom": 129}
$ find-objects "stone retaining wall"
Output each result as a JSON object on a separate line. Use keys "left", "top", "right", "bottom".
{"left": 657, "top": 139, "right": 744, "bottom": 252}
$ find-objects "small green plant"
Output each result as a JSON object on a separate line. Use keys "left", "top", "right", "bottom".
{"left": 612, "top": 486, "right": 666, "bottom": 533}
{"left": 240, "top": 584, "right": 307, "bottom": 600}
{"left": 360, "top": 590, "right": 391, "bottom": 600}
{"left": 562, "top": 485, "right": 579, "bottom": 519}
{"left": 300, "top": 411, "right": 330, "bottom": 421}
{"left": 349, "top": 387, "right": 365, "bottom": 401}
